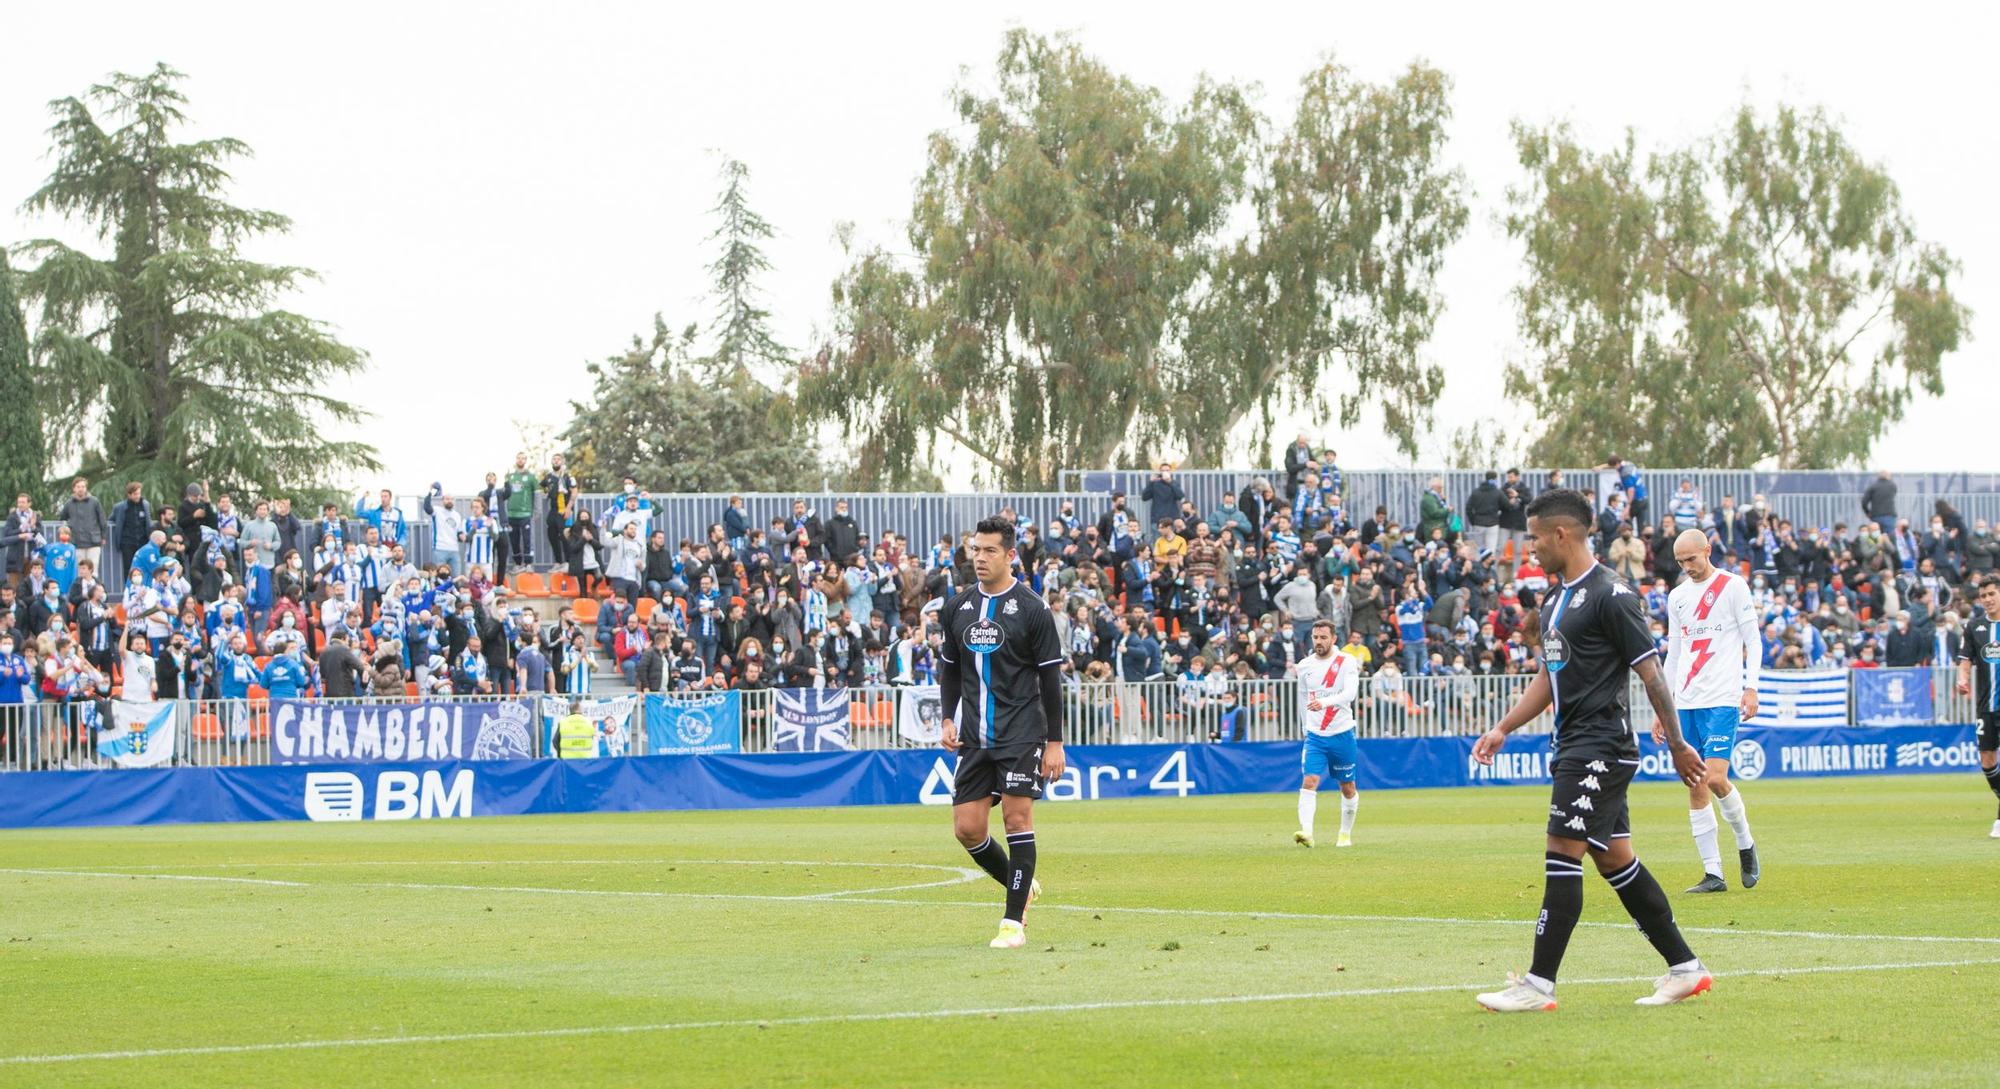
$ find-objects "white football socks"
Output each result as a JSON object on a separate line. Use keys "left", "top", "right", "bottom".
{"left": 1689, "top": 804, "right": 1722, "bottom": 877}
{"left": 1339, "top": 794, "right": 1359, "bottom": 837}
{"left": 1298, "top": 788, "right": 1317, "bottom": 836}
{"left": 1715, "top": 788, "right": 1754, "bottom": 847}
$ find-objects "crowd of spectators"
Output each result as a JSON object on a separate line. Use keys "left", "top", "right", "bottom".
{"left": 0, "top": 445, "right": 1982, "bottom": 762}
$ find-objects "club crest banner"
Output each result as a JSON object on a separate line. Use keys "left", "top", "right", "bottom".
{"left": 644, "top": 692, "right": 741, "bottom": 755}
{"left": 272, "top": 700, "right": 535, "bottom": 764}
{"left": 97, "top": 700, "right": 176, "bottom": 768}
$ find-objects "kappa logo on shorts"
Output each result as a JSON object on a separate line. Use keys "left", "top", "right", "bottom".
{"left": 1586, "top": 760, "right": 1609, "bottom": 773}
{"left": 1572, "top": 796, "right": 1594, "bottom": 811}
{"left": 1579, "top": 774, "right": 1601, "bottom": 791}
{"left": 1564, "top": 816, "right": 1586, "bottom": 831}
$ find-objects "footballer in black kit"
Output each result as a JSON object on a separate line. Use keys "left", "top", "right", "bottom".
{"left": 1535, "top": 560, "right": 1648, "bottom": 850}
{"left": 939, "top": 516, "right": 1067, "bottom": 949}
{"left": 1950, "top": 576, "right": 2000, "bottom": 836}
{"left": 1472, "top": 489, "right": 1713, "bottom": 1012}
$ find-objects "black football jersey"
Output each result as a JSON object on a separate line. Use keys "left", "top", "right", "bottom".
{"left": 1957, "top": 611, "right": 2000, "bottom": 714}
{"left": 939, "top": 579, "right": 1063, "bottom": 751}
{"left": 1539, "top": 562, "right": 1655, "bottom": 762}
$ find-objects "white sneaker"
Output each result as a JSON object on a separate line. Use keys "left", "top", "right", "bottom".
{"left": 1294, "top": 830, "right": 1314, "bottom": 848}
{"left": 989, "top": 920, "right": 1026, "bottom": 949}
{"left": 1476, "top": 972, "right": 1557, "bottom": 1012}
{"left": 1335, "top": 831, "right": 1353, "bottom": 848}
{"left": 1634, "top": 966, "right": 1713, "bottom": 1006}
{"left": 1989, "top": 819, "right": 2000, "bottom": 840}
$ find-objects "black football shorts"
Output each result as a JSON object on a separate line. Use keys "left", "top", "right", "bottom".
{"left": 953, "top": 745, "right": 1047, "bottom": 804}
{"left": 1546, "top": 754, "right": 1635, "bottom": 850}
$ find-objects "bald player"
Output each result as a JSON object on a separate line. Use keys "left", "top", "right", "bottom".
{"left": 1662, "top": 529, "right": 1762, "bottom": 893}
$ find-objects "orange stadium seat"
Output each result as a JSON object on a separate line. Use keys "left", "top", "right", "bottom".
{"left": 571, "top": 597, "right": 600, "bottom": 625}
{"left": 514, "top": 572, "right": 549, "bottom": 597}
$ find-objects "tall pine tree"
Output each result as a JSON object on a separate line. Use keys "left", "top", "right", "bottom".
{"left": 15, "top": 64, "right": 378, "bottom": 504}
{"left": 0, "top": 250, "right": 45, "bottom": 503}
{"left": 706, "top": 157, "right": 788, "bottom": 380}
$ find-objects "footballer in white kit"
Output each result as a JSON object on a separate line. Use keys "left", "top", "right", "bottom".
{"left": 1661, "top": 529, "right": 1762, "bottom": 893}
{"left": 1292, "top": 619, "right": 1360, "bottom": 848}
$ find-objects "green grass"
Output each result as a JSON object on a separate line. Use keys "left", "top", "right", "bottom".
{"left": 2, "top": 776, "right": 1997, "bottom": 1088}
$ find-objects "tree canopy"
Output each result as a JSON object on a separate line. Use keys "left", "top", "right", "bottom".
{"left": 0, "top": 251, "right": 45, "bottom": 503}
{"left": 13, "top": 64, "right": 378, "bottom": 505}
{"left": 797, "top": 31, "right": 1467, "bottom": 489}
{"left": 562, "top": 154, "right": 824, "bottom": 494}
{"left": 560, "top": 317, "right": 821, "bottom": 493}
{"left": 1503, "top": 104, "right": 1969, "bottom": 469}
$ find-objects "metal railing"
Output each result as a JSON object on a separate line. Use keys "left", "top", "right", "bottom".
{"left": 1060, "top": 467, "right": 2000, "bottom": 537}
{"left": 7, "top": 666, "right": 1970, "bottom": 773}
{"left": 390, "top": 492, "right": 1099, "bottom": 572}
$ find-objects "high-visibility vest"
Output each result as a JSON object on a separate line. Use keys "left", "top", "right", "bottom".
{"left": 554, "top": 714, "right": 596, "bottom": 759}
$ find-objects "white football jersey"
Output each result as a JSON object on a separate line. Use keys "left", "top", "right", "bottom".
{"left": 1665, "top": 570, "right": 1760, "bottom": 710}
{"left": 1295, "top": 651, "right": 1359, "bottom": 736}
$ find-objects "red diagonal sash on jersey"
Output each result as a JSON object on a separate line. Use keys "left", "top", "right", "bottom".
{"left": 1318, "top": 656, "right": 1345, "bottom": 729}
{"left": 1683, "top": 572, "right": 1730, "bottom": 688}
{"left": 1693, "top": 571, "right": 1730, "bottom": 620}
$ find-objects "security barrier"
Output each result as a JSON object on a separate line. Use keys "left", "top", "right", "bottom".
{"left": 0, "top": 667, "right": 1969, "bottom": 775}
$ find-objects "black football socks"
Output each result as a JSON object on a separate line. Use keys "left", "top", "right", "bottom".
{"left": 1528, "top": 852, "right": 1585, "bottom": 986}
{"left": 1003, "top": 830, "right": 1037, "bottom": 923}
{"left": 1606, "top": 857, "right": 1697, "bottom": 966}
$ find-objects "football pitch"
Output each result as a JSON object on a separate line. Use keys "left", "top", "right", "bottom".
{"left": 1, "top": 776, "right": 1995, "bottom": 1088}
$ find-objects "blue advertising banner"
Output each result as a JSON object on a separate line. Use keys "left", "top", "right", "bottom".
{"left": 0, "top": 725, "right": 1983, "bottom": 829}
{"left": 644, "top": 692, "right": 741, "bottom": 755}
{"left": 271, "top": 699, "right": 537, "bottom": 764}
{"left": 772, "top": 688, "right": 850, "bottom": 751}
{"left": 1852, "top": 668, "right": 1936, "bottom": 726}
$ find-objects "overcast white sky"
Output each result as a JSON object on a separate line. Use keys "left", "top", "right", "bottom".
{"left": 4, "top": 1, "right": 1991, "bottom": 492}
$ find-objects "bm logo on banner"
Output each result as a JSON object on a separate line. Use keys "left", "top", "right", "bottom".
{"left": 304, "top": 770, "right": 474, "bottom": 821}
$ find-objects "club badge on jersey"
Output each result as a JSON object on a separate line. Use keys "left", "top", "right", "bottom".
{"left": 1543, "top": 581, "right": 1584, "bottom": 673}
{"left": 964, "top": 618, "right": 1003, "bottom": 655}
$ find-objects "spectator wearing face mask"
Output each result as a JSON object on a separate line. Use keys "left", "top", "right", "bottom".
{"left": 1884, "top": 612, "right": 1925, "bottom": 667}
{"left": 1609, "top": 523, "right": 1646, "bottom": 584}
{"left": 260, "top": 643, "right": 311, "bottom": 699}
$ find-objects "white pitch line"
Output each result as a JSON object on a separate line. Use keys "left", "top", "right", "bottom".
{"left": 0, "top": 867, "right": 310, "bottom": 888}
{"left": 5, "top": 956, "right": 1998, "bottom": 1067}
{"left": 9, "top": 858, "right": 976, "bottom": 873}
{"left": 822, "top": 895, "right": 2000, "bottom": 947}
{"left": 7, "top": 867, "right": 1995, "bottom": 947}
{"left": 0, "top": 864, "right": 984, "bottom": 903}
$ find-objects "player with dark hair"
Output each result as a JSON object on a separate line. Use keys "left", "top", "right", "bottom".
{"left": 1473, "top": 489, "right": 1712, "bottom": 1011}
{"left": 940, "top": 515, "right": 1068, "bottom": 948}
{"left": 1952, "top": 575, "right": 2000, "bottom": 838}
{"left": 1292, "top": 618, "right": 1361, "bottom": 848}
